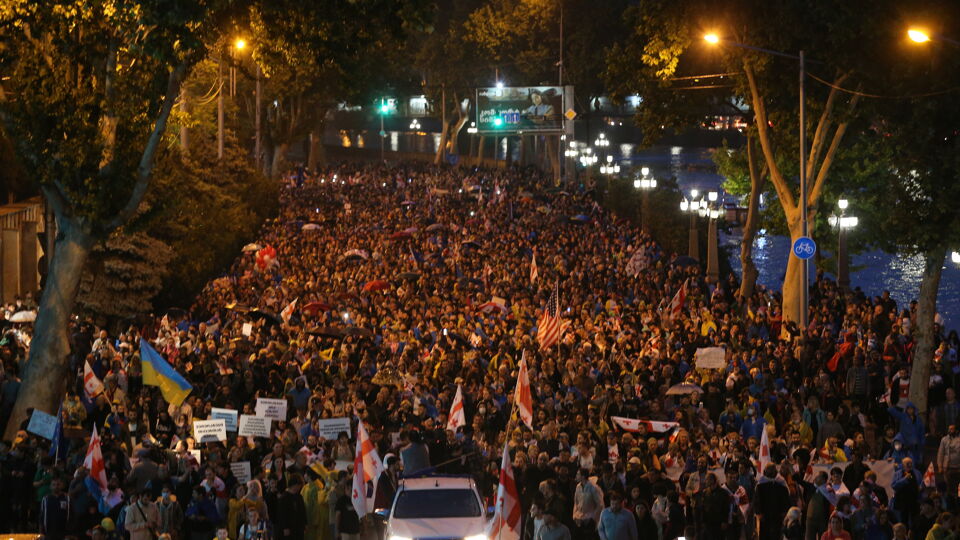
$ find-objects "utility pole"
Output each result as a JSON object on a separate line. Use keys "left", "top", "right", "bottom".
{"left": 798, "top": 50, "right": 808, "bottom": 328}
{"left": 179, "top": 87, "right": 188, "bottom": 153}
{"left": 217, "top": 53, "right": 224, "bottom": 160}
{"left": 255, "top": 65, "right": 262, "bottom": 171}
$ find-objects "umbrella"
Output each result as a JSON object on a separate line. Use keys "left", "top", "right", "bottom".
{"left": 403, "top": 226, "right": 419, "bottom": 235}
{"left": 242, "top": 243, "right": 261, "bottom": 253}
{"left": 389, "top": 231, "right": 413, "bottom": 240}
{"left": 362, "top": 279, "right": 390, "bottom": 293}
{"left": 224, "top": 303, "right": 250, "bottom": 313}
{"left": 461, "top": 240, "right": 482, "bottom": 249}
{"left": 345, "top": 327, "right": 374, "bottom": 338}
{"left": 248, "top": 309, "right": 281, "bottom": 326}
{"left": 301, "top": 302, "right": 333, "bottom": 316}
{"left": 666, "top": 382, "right": 703, "bottom": 396}
{"left": 425, "top": 223, "right": 445, "bottom": 232}
{"left": 396, "top": 272, "right": 421, "bottom": 281}
{"left": 569, "top": 214, "right": 591, "bottom": 223}
{"left": 336, "top": 292, "right": 361, "bottom": 302}
{"left": 8, "top": 310, "right": 36, "bottom": 323}
{"left": 301, "top": 223, "right": 321, "bottom": 231}
{"left": 672, "top": 255, "right": 700, "bottom": 267}
{"left": 401, "top": 200, "right": 416, "bottom": 206}
{"left": 342, "top": 249, "right": 369, "bottom": 261}
{"left": 306, "top": 326, "right": 346, "bottom": 338}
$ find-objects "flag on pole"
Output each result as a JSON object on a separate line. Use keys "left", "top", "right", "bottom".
{"left": 610, "top": 417, "right": 680, "bottom": 434}
{"left": 662, "top": 279, "right": 688, "bottom": 325}
{"left": 514, "top": 352, "right": 534, "bottom": 430}
{"left": 351, "top": 418, "right": 382, "bottom": 517}
{"left": 759, "top": 426, "right": 771, "bottom": 473}
{"left": 141, "top": 340, "right": 193, "bottom": 408}
{"left": 49, "top": 402, "right": 67, "bottom": 459}
{"left": 84, "top": 425, "right": 109, "bottom": 498}
{"left": 447, "top": 385, "right": 466, "bottom": 432}
{"left": 530, "top": 252, "right": 539, "bottom": 285}
{"left": 924, "top": 462, "right": 936, "bottom": 488}
{"left": 537, "top": 282, "right": 562, "bottom": 349}
{"left": 486, "top": 442, "right": 522, "bottom": 540}
{"left": 280, "top": 298, "right": 298, "bottom": 324}
{"left": 83, "top": 360, "right": 104, "bottom": 400}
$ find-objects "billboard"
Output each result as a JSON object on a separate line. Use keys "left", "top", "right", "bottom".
{"left": 476, "top": 86, "right": 568, "bottom": 133}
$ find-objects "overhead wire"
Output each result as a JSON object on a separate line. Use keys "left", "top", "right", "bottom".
{"left": 807, "top": 71, "right": 960, "bottom": 99}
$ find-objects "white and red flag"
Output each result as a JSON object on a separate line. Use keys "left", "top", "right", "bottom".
{"left": 514, "top": 352, "right": 534, "bottom": 430}
{"left": 447, "top": 385, "right": 466, "bottom": 432}
{"left": 84, "top": 426, "right": 108, "bottom": 495}
{"left": 83, "top": 361, "right": 104, "bottom": 400}
{"left": 486, "top": 442, "right": 522, "bottom": 540}
{"left": 925, "top": 462, "right": 937, "bottom": 488}
{"left": 530, "top": 252, "right": 539, "bottom": 285}
{"left": 351, "top": 418, "right": 382, "bottom": 517}
{"left": 662, "top": 279, "right": 687, "bottom": 324}
{"left": 280, "top": 298, "right": 298, "bottom": 324}
{"left": 759, "top": 426, "right": 772, "bottom": 473}
{"left": 537, "top": 282, "right": 562, "bottom": 349}
{"left": 610, "top": 417, "right": 679, "bottom": 434}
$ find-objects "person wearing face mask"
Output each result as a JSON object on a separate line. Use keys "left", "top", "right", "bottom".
{"left": 157, "top": 485, "right": 184, "bottom": 540}
{"left": 938, "top": 423, "right": 960, "bottom": 504}
{"left": 883, "top": 434, "right": 910, "bottom": 466}
{"left": 740, "top": 404, "right": 766, "bottom": 442}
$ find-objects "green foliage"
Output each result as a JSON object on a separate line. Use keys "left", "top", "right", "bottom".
{"left": 601, "top": 174, "right": 688, "bottom": 256}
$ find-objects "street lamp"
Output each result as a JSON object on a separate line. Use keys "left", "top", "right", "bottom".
{"left": 952, "top": 251, "right": 960, "bottom": 264}
{"left": 908, "top": 29, "right": 931, "bottom": 43}
{"left": 681, "top": 195, "right": 701, "bottom": 260}
{"left": 830, "top": 198, "right": 858, "bottom": 291}
{"left": 634, "top": 166, "right": 657, "bottom": 232}
{"left": 706, "top": 205, "right": 721, "bottom": 281}
{"left": 705, "top": 33, "right": 811, "bottom": 327}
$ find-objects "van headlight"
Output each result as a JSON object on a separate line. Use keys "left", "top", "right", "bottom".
{"left": 388, "top": 536, "right": 412, "bottom": 540}
{"left": 465, "top": 535, "right": 489, "bottom": 540}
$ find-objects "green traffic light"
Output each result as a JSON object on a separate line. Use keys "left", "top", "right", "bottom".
{"left": 380, "top": 104, "right": 390, "bottom": 114}
{"left": 493, "top": 117, "right": 503, "bottom": 127}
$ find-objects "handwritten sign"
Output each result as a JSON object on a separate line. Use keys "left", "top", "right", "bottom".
{"left": 27, "top": 410, "right": 58, "bottom": 440}
{"left": 231, "top": 461, "right": 252, "bottom": 484}
{"left": 211, "top": 408, "right": 239, "bottom": 432}
{"left": 695, "top": 347, "right": 726, "bottom": 370}
{"left": 193, "top": 419, "right": 227, "bottom": 443}
{"left": 242, "top": 323, "right": 253, "bottom": 337}
{"left": 239, "top": 415, "right": 271, "bottom": 439}
{"left": 317, "top": 417, "right": 352, "bottom": 440}
{"left": 255, "top": 398, "right": 288, "bottom": 421}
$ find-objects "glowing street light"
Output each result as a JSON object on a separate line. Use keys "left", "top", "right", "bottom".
{"left": 908, "top": 29, "right": 931, "bottom": 43}
{"left": 235, "top": 38, "right": 247, "bottom": 50}
{"left": 704, "top": 33, "right": 720, "bottom": 44}
{"left": 952, "top": 251, "right": 960, "bottom": 264}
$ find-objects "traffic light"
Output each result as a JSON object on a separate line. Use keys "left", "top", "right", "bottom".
{"left": 493, "top": 117, "right": 503, "bottom": 127}
{"left": 380, "top": 103, "right": 390, "bottom": 114}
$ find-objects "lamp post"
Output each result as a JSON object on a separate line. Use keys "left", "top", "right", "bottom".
{"left": 680, "top": 197, "right": 700, "bottom": 260}
{"left": 830, "top": 198, "right": 858, "bottom": 291}
{"left": 704, "top": 33, "right": 809, "bottom": 328}
{"left": 706, "top": 191, "right": 720, "bottom": 281}
{"left": 633, "top": 166, "right": 657, "bottom": 233}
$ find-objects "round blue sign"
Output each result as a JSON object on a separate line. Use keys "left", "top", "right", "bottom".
{"left": 792, "top": 236, "right": 817, "bottom": 260}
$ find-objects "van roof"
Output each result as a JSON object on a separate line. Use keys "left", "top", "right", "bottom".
{"left": 399, "top": 475, "right": 475, "bottom": 490}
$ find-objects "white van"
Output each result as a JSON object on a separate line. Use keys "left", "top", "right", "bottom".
{"left": 384, "top": 475, "right": 490, "bottom": 540}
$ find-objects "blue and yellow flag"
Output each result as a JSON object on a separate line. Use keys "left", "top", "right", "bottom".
{"left": 140, "top": 340, "right": 192, "bottom": 407}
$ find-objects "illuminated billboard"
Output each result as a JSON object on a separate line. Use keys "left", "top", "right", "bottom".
{"left": 475, "top": 86, "right": 571, "bottom": 133}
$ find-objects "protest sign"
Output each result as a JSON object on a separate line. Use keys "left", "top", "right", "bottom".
{"left": 231, "top": 461, "right": 252, "bottom": 484}
{"left": 211, "top": 408, "right": 239, "bottom": 432}
{"left": 27, "top": 410, "right": 58, "bottom": 440}
{"left": 317, "top": 417, "right": 352, "bottom": 440}
{"left": 695, "top": 347, "right": 726, "bottom": 370}
{"left": 193, "top": 419, "right": 227, "bottom": 443}
{"left": 239, "top": 415, "right": 271, "bottom": 438}
{"left": 255, "top": 398, "right": 288, "bottom": 420}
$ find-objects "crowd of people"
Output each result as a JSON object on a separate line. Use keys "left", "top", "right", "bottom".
{"left": 1, "top": 161, "right": 960, "bottom": 540}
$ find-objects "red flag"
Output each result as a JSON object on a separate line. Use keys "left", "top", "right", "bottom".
{"left": 662, "top": 279, "right": 687, "bottom": 324}
{"left": 925, "top": 462, "right": 936, "bottom": 488}
{"left": 83, "top": 361, "right": 104, "bottom": 400}
{"left": 486, "top": 442, "right": 522, "bottom": 540}
{"left": 280, "top": 298, "right": 298, "bottom": 325}
{"left": 537, "top": 282, "right": 562, "bottom": 349}
{"left": 610, "top": 416, "right": 679, "bottom": 434}
{"left": 759, "top": 426, "right": 771, "bottom": 473}
{"left": 530, "top": 252, "right": 539, "bottom": 285}
{"left": 447, "top": 385, "right": 466, "bottom": 432}
{"left": 351, "top": 418, "right": 381, "bottom": 517}
{"left": 84, "top": 426, "right": 108, "bottom": 495}
{"left": 514, "top": 352, "right": 534, "bottom": 430}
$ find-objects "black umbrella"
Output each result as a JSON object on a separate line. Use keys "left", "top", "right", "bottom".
{"left": 225, "top": 303, "right": 251, "bottom": 313}
{"left": 249, "top": 309, "right": 282, "bottom": 326}
{"left": 345, "top": 327, "right": 374, "bottom": 338}
{"left": 396, "top": 272, "right": 422, "bottom": 281}
{"left": 461, "top": 240, "right": 482, "bottom": 249}
{"left": 672, "top": 255, "right": 700, "bottom": 267}
{"left": 306, "top": 326, "right": 346, "bottom": 338}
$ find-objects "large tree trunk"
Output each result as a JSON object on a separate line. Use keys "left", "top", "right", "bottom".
{"left": 739, "top": 137, "right": 763, "bottom": 299}
{"left": 4, "top": 218, "right": 93, "bottom": 440}
{"left": 781, "top": 209, "right": 805, "bottom": 325}
{"left": 270, "top": 143, "right": 288, "bottom": 179}
{"left": 909, "top": 247, "right": 947, "bottom": 416}
{"left": 307, "top": 117, "right": 326, "bottom": 171}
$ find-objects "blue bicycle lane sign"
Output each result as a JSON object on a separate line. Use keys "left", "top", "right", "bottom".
{"left": 793, "top": 236, "right": 817, "bottom": 260}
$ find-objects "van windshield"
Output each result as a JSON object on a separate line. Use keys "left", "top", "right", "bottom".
{"left": 393, "top": 488, "right": 482, "bottom": 519}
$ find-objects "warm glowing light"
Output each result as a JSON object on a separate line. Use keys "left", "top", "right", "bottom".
{"left": 235, "top": 38, "right": 247, "bottom": 50}
{"left": 704, "top": 33, "right": 720, "bottom": 44}
{"left": 838, "top": 198, "right": 849, "bottom": 210}
{"left": 908, "top": 29, "right": 931, "bottom": 43}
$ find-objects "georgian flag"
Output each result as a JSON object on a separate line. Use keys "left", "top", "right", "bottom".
{"left": 925, "top": 462, "right": 937, "bottom": 488}
{"left": 84, "top": 361, "right": 104, "bottom": 400}
{"left": 447, "top": 385, "right": 466, "bottom": 433}
{"left": 486, "top": 442, "right": 521, "bottom": 540}
{"left": 530, "top": 252, "right": 539, "bottom": 285}
{"left": 610, "top": 417, "right": 679, "bottom": 434}
{"left": 280, "top": 298, "right": 298, "bottom": 325}
{"left": 661, "top": 279, "right": 688, "bottom": 325}
{"left": 351, "top": 418, "right": 382, "bottom": 518}
{"left": 84, "top": 426, "right": 108, "bottom": 495}
{"left": 759, "top": 426, "right": 772, "bottom": 473}
{"left": 514, "top": 352, "right": 534, "bottom": 430}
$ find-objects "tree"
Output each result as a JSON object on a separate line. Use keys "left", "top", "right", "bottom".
{"left": 604, "top": 0, "right": 900, "bottom": 323}
{"left": 0, "top": 0, "right": 232, "bottom": 439}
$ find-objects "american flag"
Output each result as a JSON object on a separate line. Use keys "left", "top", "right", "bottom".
{"left": 537, "top": 282, "right": 562, "bottom": 350}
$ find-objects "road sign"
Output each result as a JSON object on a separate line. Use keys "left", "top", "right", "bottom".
{"left": 564, "top": 109, "right": 577, "bottom": 121}
{"left": 792, "top": 236, "right": 817, "bottom": 260}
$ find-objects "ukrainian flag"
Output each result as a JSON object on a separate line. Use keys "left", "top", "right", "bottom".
{"left": 140, "top": 340, "right": 193, "bottom": 407}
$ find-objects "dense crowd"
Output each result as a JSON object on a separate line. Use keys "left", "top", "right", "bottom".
{"left": 1, "top": 162, "right": 960, "bottom": 540}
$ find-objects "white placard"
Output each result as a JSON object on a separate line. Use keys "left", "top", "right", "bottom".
{"left": 27, "top": 410, "right": 58, "bottom": 440}
{"left": 317, "top": 417, "right": 352, "bottom": 440}
{"left": 189, "top": 449, "right": 203, "bottom": 466}
{"left": 193, "top": 419, "right": 227, "bottom": 443}
{"left": 231, "top": 461, "right": 252, "bottom": 484}
{"left": 242, "top": 323, "right": 253, "bottom": 337}
{"left": 211, "top": 408, "right": 239, "bottom": 432}
{"left": 255, "top": 398, "right": 288, "bottom": 421}
{"left": 695, "top": 347, "right": 726, "bottom": 370}
{"left": 239, "top": 415, "right": 272, "bottom": 438}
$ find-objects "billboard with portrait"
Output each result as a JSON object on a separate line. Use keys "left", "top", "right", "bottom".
{"left": 476, "top": 86, "right": 567, "bottom": 133}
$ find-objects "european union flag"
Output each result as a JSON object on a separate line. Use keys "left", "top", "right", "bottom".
{"left": 140, "top": 340, "right": 193, "bottom": 407}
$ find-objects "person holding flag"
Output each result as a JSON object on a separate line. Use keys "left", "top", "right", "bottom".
{"left": 447, "top": 384, "right": 466, "bottom": 433}
{"left": 486, "top": 442, "right": 522, "bottom": 540}
{"left": 140, "top": 340, "right": 192, "bottom": 408}
{"left": 514, "top": 353, "right": 534, "bottom": 431}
